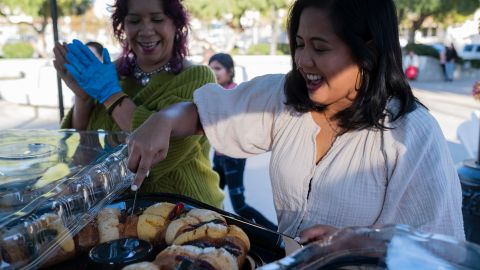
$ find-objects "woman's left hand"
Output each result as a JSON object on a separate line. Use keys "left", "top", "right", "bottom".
{"left": 53, "top": 42, "right": 90, "bottom": 101}
{"left": 65, "top": 39, "right": 121, "bottom": 103}
{"left": 298, "top": 224, "right": 338, "bottom": 245}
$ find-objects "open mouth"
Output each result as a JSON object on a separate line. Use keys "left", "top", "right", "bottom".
{"left": 138, "top": 41, "right": 160, "bottom": 52}
{"left": 305, "top": 73, "right": 325, "bottom": 90}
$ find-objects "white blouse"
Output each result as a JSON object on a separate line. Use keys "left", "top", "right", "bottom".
{"left": 193, "top": 74, "right": 465, "bottom": 240}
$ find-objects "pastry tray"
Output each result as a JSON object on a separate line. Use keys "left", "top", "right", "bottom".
{"left": 49, "top": 192, "right": 287, "bottom": 270}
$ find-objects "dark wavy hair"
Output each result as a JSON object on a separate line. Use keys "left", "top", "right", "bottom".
{"left": 284, "top": 0, "right": 417, "bottom": 131}
{"left": 111, "top": 0, "right": 189, "bottom": 75}
{"left": 208, "top": 53, "right": 235, "bottom": 84}
{"left": 85, "top": 41, "right": 104, "bottom": 57}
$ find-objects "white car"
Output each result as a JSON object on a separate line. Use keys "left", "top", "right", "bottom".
{"left": 460, "top": 44, "right": 480, "bottom": 60}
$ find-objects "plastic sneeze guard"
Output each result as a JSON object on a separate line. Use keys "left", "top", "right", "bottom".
{"left": 0, "top": 130, "right": 134, "bottom": 270}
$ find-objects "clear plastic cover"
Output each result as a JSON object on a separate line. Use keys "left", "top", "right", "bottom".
{"left": 258, "top": 224, "right": 480, "bottom": 270}
{"left": 0, "top": 130, "right": 134, "bottom": 270}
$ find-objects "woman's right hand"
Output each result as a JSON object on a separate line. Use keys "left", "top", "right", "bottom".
{"left": 53, "top": 42, "right": 90, "bottom": 102}
{"left": 127, "top": 112, "right": 173, "bottom": 190}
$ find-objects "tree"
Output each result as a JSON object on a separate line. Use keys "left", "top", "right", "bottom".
{"left": 395, "top": 0, "right": 479, "bottom": 43}
{"left": 264, "top": 0, "right": 292, "bottom": 55}
{"left": 0, "top": 0, "right": 93, "bottom": 57}
{"left": 184, "top": 0, "right": 291, "bottom": 54}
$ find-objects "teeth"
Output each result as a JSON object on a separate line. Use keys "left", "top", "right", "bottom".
{"left": 306, "top": 74, "right": 322, "bottom": 81}
{"left": 139, "top": 42, "right": 157, "bottom": 48}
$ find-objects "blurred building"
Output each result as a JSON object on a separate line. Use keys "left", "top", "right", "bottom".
{"left": 400, "top": 9, "right": 480, "bottom": 55}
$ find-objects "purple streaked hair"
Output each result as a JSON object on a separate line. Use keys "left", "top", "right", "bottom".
{"left": 111, "top": 0, "right": 189, "bottom": 76}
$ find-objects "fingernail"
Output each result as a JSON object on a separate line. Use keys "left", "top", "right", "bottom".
{"left": 294, "top": 236, "right": 301, "bottom": 242}
{"left": 146, "top": 170, "right": 150, "bottom": 177}
{"left": 131, "top": 185, "right": 138, "bottom": 191}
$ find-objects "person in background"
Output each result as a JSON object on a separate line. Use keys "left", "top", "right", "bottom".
{"left": 208, "top": 53, "right": 277, "bottom": 230}
{"left": 126, "top": 0, "right": 464, "bottom": 246}
{"left": 52, "top": 0, "right": 224, "bottom": 208}
{"left": 404, "top": 50, "right": 419, "bottom": 80}
{"left": 445, "top": 43, "right": 458, "bottom": 82}
{"left": 439, "top": 45, "right": 448, "bottom": 81}
{"left": 85, "top": 41, "right": 104, "bottom": 61}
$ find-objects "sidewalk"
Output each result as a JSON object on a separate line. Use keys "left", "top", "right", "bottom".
{"left": 0, "top": 101, "right": 61, "bottom": 130}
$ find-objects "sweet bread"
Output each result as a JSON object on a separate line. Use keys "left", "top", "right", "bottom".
{"left": 153, "top": 245, "right": 238, "bottom": 270}
{"left": 97, "top": 208, "right": 121, "bottom": 243}
{"left": 74, "top": 221, "right": 99, "bottom": 252}
{"left": 122, "top": 261, "right": 160, "bottom": 270}
{"left": 37, "top": 213, "right": 76, "bottom": 267}
{"left": 165, "top": 209, "right": 226, "bottom": 245}
{"left": 137, "top": 202, "right": 176, "bottom": 244}
{"left": 172, "top": 223, "right": 250, "bottom": 268}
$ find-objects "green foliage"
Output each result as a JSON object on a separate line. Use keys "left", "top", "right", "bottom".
{"left": 184, "top": 0, "right": 291, "bottom": 30}
{"left": 457, "top": 59, "right": 480, "bottom": 69}
{"left": 472, "top": 60, "right": 480, "bottom": 69}
{"left": 230, "top": 47, "right": 241, "bottom": 55}
{"left": 2, "top": 41, "right": 34, "bottom": 58}
{"left": 277, "top": 43, "right": 290, "bottom": 55}
{"left": 0, "top": 0, "right": 92, "bottom": 19}
{"left": 403, "top": 43, "right": 439, "bottom": 58}
{"left": 395, "top": 0, "right": 478, "bottom": 25}
{"left": 246, "top": 43, "right": 286, "bottom": 55}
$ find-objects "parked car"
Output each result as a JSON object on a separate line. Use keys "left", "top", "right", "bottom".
{"left": 430, "top": 43, "right": 446, "bottom": 54}
{"left": 460, "top": 44, "right": 480, "bottom": 60}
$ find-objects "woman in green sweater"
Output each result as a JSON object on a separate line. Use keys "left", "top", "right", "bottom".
{"left": 52, "top": 0, "right": 224, "bottom": 208}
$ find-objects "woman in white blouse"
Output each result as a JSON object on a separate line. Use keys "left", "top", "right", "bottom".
{"left": 127, "top": 0, "right": 465, "bottom": 243}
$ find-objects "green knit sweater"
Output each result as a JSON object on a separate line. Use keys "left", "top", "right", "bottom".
{"left": 61, "top": 65, "right": 224, "bottom": 208}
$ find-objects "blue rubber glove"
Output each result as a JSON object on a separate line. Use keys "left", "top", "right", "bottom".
{"left": 65, "top": 39, "right": 121, "bottom": 103}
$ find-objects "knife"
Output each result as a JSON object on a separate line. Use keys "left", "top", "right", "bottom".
{"left": 129, "top": 170, "right": 149, "bottom": 216}
{"left": 230, "top": 218, "right": 303, "bottom": 254}
{"left": 259, "top": 226, "right": 303, "bottom": 254}
{"left": 130, "top": 189, "right": 138, "bottom": 217}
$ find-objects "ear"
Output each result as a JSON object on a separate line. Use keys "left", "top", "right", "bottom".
{"left": 228, "top": 68, "right": 235, "bottom": 78}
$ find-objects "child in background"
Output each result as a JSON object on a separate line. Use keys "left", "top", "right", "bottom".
{"left": 208, "top": 53, "right": 277, "bottom": 230}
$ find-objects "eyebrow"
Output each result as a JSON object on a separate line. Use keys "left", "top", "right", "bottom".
{"left": 296, "top": 35, "right": 329, "bottom": 43}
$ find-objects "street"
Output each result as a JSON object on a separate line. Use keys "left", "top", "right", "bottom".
{"left": 0, "top": 78, "right": 479, "bottom": 224}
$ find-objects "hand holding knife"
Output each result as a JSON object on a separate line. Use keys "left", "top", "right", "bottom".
{"left": 129, "top": 170, "right": 149, "bottom": 217}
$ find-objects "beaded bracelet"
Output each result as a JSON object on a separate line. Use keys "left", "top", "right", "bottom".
{"left": 105, "top": 93, "right": 128, "bottom": 115}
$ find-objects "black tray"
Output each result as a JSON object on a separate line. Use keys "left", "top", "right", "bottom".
{"left": 49, "top": 192, "right": 286, "bottom": 269}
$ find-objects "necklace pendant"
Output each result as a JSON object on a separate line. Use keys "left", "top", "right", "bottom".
{"left": 141, "top": 76, "right": 150, "bottom": 86}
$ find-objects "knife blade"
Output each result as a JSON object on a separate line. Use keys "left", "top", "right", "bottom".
{"left": 283, "top": 235, "right": 303, "bottom": 255}
{"left": 129, "top": 170, "right": 148, "bottom": 216}
{"left": 231, "top": 218, "right": 303, "bottom": 253}
{"left": 130, "top": 189, "right": 138, "bottom": 217}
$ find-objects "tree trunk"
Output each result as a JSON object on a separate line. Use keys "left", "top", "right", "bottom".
{"left": 37, "top": 33, "right": 48, "bottom": 58}
{"left": 225, "top": 30, "right": 241, "bottom": 53}
{"left": 269, "top": 7, "right": 280, "bottom": 55}
{"left": 35, "top": 14, "right": 49, "bottom": 58}
{"left": 408, "top": 13, "right": 427, "bottom": 44}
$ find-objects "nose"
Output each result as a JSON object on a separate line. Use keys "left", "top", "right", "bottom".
{"left": 139, "top": 20, "right": 155, "bottom": 36}
{"left": 295, "top": 49, "right": 315, "bottom": 70}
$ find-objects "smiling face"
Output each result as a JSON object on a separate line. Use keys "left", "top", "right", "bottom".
{"left": 124, "top": 0, "right": 176, "bottom": 72}
{"left": 294, "top": 7, "right": 360, "bottom": 112}
{"left": 209, "top": 60, "right": 233, "bottom": 87}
